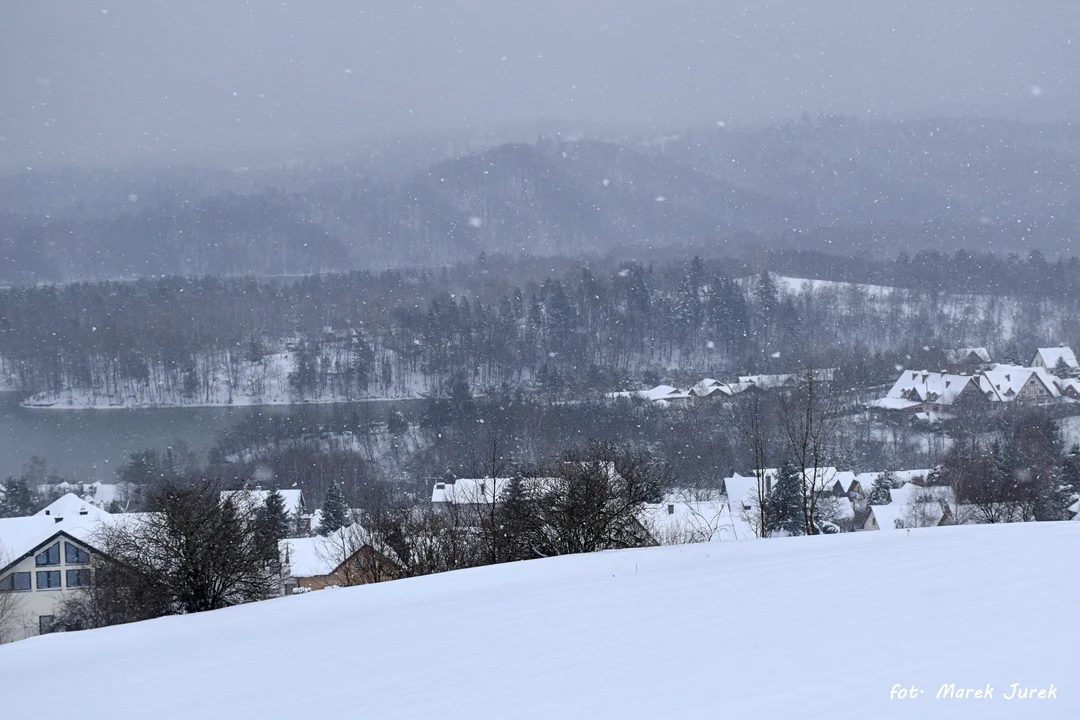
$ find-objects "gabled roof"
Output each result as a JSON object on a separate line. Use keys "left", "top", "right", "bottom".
{"left": 945, "top": 347, "right": 991, "bottom": 364}
{"left": 1033, "top": 346, "right": 1078, "bottom": 369}
{"left": 865, "top": 503, "right": 945, "bottom": 530}
{"left": 884, "top": 370, "right": 975, "bottom": 406}
{"left": 279, "top": 523, "right": 398, "bottom": 578}
{"left": 980, "top": 365, "right": 1060, "bottom": 401}
{"left": 35, "top": 493, "right": 112, "bottom": 522}
{"left": 642, "top": 499, "right": 755, "bottom": 542}
{"left": 689, "top": 379, "right": 735, "bottom": 398}
{"left": 723, "top": 467, "right": 842, "bottom": 511}
{"left": 0, "top": 514, "right": 106, "bottom": 575}
{"left": 888, "top": 483, "right": 956, "bottom": 509}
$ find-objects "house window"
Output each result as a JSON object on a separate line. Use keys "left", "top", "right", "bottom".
{"left": 39, "top": 615, "right": 56, "bottom": 635}
{"left": 66, "top": 569, "right": 91, "bottom": 588}
{"left": 36, "top": 542, "right": 61, "bottom": 567}
{"left": 65, "top": 542, "right": 90, "bottom": 564}
{"left": 0, "top": 572, "right": 32, "bottom": 592}
{"left": 37, "top": 570, "right": 62, "bottom": 590}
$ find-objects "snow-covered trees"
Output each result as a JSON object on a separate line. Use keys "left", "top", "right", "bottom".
{"left": 767, "top": 461, "right": 805, "bottom": 536}
{"left": 319, "top": 482, "right": 350, "bottom": 537}
{"left": 868, "top": 472, "right": 895, "bottom": 505}
{"left": 0, "top": 478, "right": 33, "bottom": 518}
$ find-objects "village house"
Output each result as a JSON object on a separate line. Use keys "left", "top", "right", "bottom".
{"left": 642, "top": 498, "right": 755, "bottom": 543}
{"left": 0, "top": 494, "right": 110, "bottom": 642}
{"left": 875, "top": 370, "right": 986, "bottom": 413}
{"left": 945, "top": 347, "right": 992, "bottom": 373}
{"left": 864, "top": 502, "right": 952, "bottom": 531}
{"left": 980, "top": 365, "right": 1060, "bottom": 405}
{"left": 1031, "top": 346, "right": 1078, "bottom": 374}
{"left": 877, "top": 363, "right": 1065, "bottom": 413}
{"left": 688, "top": 378, "right": 737, "bottom": 400}
{"left": 279, "top": 523, "right": 401, "bottom": 593}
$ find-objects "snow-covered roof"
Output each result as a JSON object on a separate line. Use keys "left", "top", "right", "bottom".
{"left": 35, "top": 493, "right": 112, "bottom": 522}
{"left": 36, "top": 482, "right": 129, "bottom": 509}
{"left": 689, "top": 379, "right": 735, "bottom": 398}
{"left": 221, "top": 489, "right": 305, "bottom": 516}
{"left": 884, "top": 370, "right": 974, "bottom": 406}
{"left": 723, "top": 467, "right": 842, "bottom": 511}
{"left": 0, "top": 513, "right": 108, "bottom": 572}
{"left": 865, "top": 503, "right": 944, "bottom": 531}
{"left": 608, "top": 384, "right": 692, "bottom": 402}
{"left": 888, "top": 483, "right": 955, "bottom": 508}
{"left": 980, "top": 365, "right": 1060, "bottom": 401}
{"left": 431, "top": 477, "right": 516, "bottom": 505}
{"left": 642, "top": 500, "right": 756, "bottom": 543}
{"left": 945, "top": 347, "right": 991, "bottom": 364}
{"left": 1033, "top": 346, "right": 1078, "bottom": 370}
{"left": 279, "top": 523, "right": 396, "bottom": 578}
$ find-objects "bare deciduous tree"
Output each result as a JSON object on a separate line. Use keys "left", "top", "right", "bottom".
{"left": 61, "top": 480, "right": 279, "bottom": 630}
{"left": 0, "top": 542, "right": 28, "bottom": 643}
{"left": 777, "top": 368, "right": 837, "bottom": 535}
{"left": 313, "top": 519, "right": 401, "bottom": 587}
{"left": 739, "top": 392, "right": 774, "bottom": 538}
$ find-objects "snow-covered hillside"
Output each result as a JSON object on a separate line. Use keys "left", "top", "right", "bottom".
{"left": 3, "top": 523, "right": 1076, "bottom": 719}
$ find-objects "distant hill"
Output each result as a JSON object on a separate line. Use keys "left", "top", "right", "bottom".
{"left": 3, "top": 117, "right": 1079, "bottom": 283}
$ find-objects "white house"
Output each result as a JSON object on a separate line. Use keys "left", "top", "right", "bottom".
{"left": 0, "top": 495, "right": 110, "bottom": 643}
{"left": 1032, "top": 347, "right": 1078, "bottom": 372}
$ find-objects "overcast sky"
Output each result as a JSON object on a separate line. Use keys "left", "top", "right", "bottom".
{"left": 2, "top": 0, "right": 1077, "bottom": 168}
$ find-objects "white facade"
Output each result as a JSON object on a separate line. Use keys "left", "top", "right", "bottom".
{"left": 0, "top": 531, "right": 97, "bottom": 642}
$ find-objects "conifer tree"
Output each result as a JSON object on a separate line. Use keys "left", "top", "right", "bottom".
{"left": 868, "top": 473, "right": 894, "bottom": 505}
{"left": 261, "top": 489, "right": 291, "bottom": 541}
{"left": 767, "top": 461, "right": 804, "bottom": 536}
{"left": 320, "top": 482, "right": 349, "bottom": 536}
{"left": 0, "top": 478, "right": 34, "bottom": 518}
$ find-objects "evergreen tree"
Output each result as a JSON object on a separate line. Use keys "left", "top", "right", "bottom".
{"left": 319, "top": 482, "right": 349, "bottom": 536}
{"left": 261, "top": 489, "right": 291, "bottom": 541}
{"left": 767, "top": 461, "right": 804, "bottom": 536}
{"left": 0, "top": 477, "right": 35, "bottom": 518}
{"left": 387, "top": 408, "right": 409, "bottom": 435}
{"left": 1055, "top": 356, "right": 1071, "bottom": 377}
{"left": 868, "top": 472, "right": 894, "bottom": 505}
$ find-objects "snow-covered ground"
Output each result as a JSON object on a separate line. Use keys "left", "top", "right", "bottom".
{"left": 2, "top": 522, "right": 1076, "bottom": 719}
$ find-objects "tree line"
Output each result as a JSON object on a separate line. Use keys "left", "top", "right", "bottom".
{"left": 6, "top": 251, "right": 1080, "bottom": 405}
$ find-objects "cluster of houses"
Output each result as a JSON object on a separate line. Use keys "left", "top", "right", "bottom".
{"left": 610, "top": 369, "right": 838, "bottom": 407}
{"left": 0, "top": 488, "right": 398, "bottom": 643}
{"left": 875, "top": 347, "right": 1080, "bottom": 417}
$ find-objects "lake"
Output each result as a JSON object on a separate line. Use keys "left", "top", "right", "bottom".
{"left": 0, "top": 393, "right": 423, "bottom": 482}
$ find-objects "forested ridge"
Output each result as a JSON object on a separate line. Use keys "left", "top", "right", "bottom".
{"left": 4, "top": 249, "right": 1080, "bottom": 406}
{"left": 3, "top": 116, "right": 1077, "bottom": 284}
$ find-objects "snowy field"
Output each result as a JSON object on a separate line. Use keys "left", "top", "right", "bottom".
{"left": 2, "top": 523, "right": 1077, "bottom": 719}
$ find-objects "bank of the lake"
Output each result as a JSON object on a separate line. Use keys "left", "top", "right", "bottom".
{"left": 0, "top": 392, "right": 424, "bottom": 481}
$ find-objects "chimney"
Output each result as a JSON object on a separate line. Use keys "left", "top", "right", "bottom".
{"left": 667, "top": 504, "right": 675, "bottom": 515}
{"left": 44, "top": 509, "right": 51, "bottom": 516}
